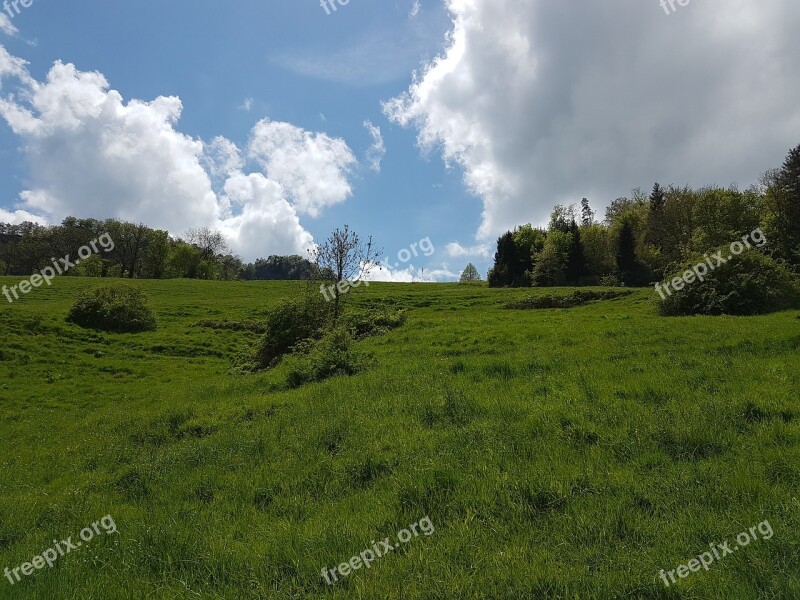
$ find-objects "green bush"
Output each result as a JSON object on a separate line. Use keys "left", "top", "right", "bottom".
{"left": 256, "top": 295, "right": 331, "bottom": 368}
{"left": 284, "top": 327, "right": 370, "bottom": 388}
{"left": 658, "top": 249, "right": 800, "bottom": 316}
{"left": 67, "top": 285, "right": 157, "bottom": 332}
{"left": 342, "top": 308, "right": 407, "bottom": 339}
{"left": 599, "top": 274, "right": 621, "bottom": 287}
{"left": 506, "top": 290, "right": 632, "bottom": 310}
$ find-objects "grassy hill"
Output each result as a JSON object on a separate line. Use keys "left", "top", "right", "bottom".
{"left": 1, "top": 277, "right": 799, "bottom": 599}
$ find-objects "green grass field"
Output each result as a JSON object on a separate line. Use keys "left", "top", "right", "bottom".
{"left": 1, "top": 277, "right": 799, "bottom": 599}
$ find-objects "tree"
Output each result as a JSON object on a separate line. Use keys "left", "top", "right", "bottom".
{"left": 646, "top": 183, "right": 667, "bottom": 249}
{"left": 763, "top": 144, "right": 800, "bottom": 266}
{"left": 565, "top": 220, "right": 587, "bottom": 284}
{"left": 580, "top": 198, "right": 595, "bottom": 227}
{"left": 488, "top": 231, "right": 516, "bottom": 287}
{"left": 549, "top": 204, "right": 577, "bottom": 234}
{"left": 532, "top": 230, "right": 570, "bottom": 287}
{"left": 460, "top": 263, "right": 481, "bottom": 283}
{"left": 167, "top": 243, "right": 202, "bottom": 278}
{"left": 218, "top": 254, "right": 243, "bottom": 281}
{"left": 309, "top": 225, "right": 382, "bottom": 320}
{"left": 649, "top": 183, "right": 666, "bottom": 213}
{"left": 616, "top": 220, "right": 639, "bottom": 284}
{"left": 240, "top": 255, "right": 320, "bottom": 280}
{"left": 185, "top": 227, "right": 229, "bottom": 261}
{"left": 513, "top": 224, "right": 546, "bottom": 283}
{"left": 580, "top": 224, "right": 615, "bottom": 281}
{"left": 140, "top": 230, "right": 170, "bottom": 279}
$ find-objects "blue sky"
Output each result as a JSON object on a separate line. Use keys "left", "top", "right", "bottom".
{"left": 0, "top": 0, "right": 478, "bottom": 280}
{"left": 2, "top": 0, "right": 799, "bottom": 280}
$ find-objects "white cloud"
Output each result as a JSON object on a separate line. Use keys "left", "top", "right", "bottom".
{"left": 363, "top": 120, "right": 386, "bottom": 172}
{"left": 217, "top": 172, "right": 314, "bottom": 259}
{"left": 0, "top": 44, "right": 29, "bottom": 88}
{"left": 426, "top": 267, "right": 458, "bottom": 281}
{"left": 385, "top": 0, "right": 800, "bottom": 241}
{"left": 361, "top": 262, "right": 457, "bottom": 282}
{"left": 445, "top": 241, "right": 491, "bottom": 259}
{"left": 202, "top": 135, "right": 244, "bottom": 181}
{"left": 363, "top": 264, "right": 424, "bottom": 282}
{"left": 248, "top": 118, "right": 357, "bottom": 217}
{"left": 239, "top": 97, "right": 253, "bottom": 111}
{"left": 0, "top": 60, "right": 220, "bottom": 230}
{"left": 0, "top": 47, "right": 359, "bottom": 261}
{"left": 410, "top": 1, "right": 422, "bottom": 19}
{"left": 0, "top": 14, "right": 18, "bottom": 37}
{"left": 0, "top": 207, "right": 46, "bottom": 225}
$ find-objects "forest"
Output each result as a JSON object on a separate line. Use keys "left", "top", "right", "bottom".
{"left": 487, "top": 144, "right": 800, "bottom": 288}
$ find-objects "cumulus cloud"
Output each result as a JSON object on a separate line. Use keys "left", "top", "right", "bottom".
{"left": 202, "top": 135, "right": 244, "bottom": 181}
{"left": 0, "top": 44, "right": 29, "bottom": 87}
{"left": 217, "top": 172, "right": 314, "bottom": 258}
{"left": 0, "top": 47, "right": 360, "bottom": 260}
{"left": 248, "top": 118, "right": 357, "bottom": 217}
{"left": 385, "top": 0, "right": 800, "bottom": 241}
{"left": 363, "top": 120, "right": 386, "bottom": 172}
{"left": 363, "top": 264, "right": 451, "bottom": 282}
{"left": 445, "top": 241, "right": 491, "bottom": 259}
{"left": 0, "top": 59, "right": 221, "bottom": 231}
{"left": 0, "top": 207, "right": 46, "bottom": 225}
{"left": 0, "top": 14, "right": 18, "bottom": 37}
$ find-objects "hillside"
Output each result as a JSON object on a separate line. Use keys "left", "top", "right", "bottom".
{"left": 1, "top": 278, "right": 799, "bottom": 598}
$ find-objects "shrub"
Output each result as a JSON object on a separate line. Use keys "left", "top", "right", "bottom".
{"left": 284, "top": 327, "right": 370, "bottom": 388}
{"left": 599, "top": 274, "right": 621, "bottom": 287}
{"left": 342, "top": 308, "right": 407, "bottom": 339}
{"left": 658, "top": 249, "right": 800, "bottom": 316}
{"left": 506, "top": 290, "right": 632, "bottom": 310}
{"left": 67, "top": 285, "right": 157, "bottom": 332}
{"left": 197, "top": 319, "right": 269, "bottom": 333}
{"left": 256, "top": 295, "right": 331, "bottom": 368}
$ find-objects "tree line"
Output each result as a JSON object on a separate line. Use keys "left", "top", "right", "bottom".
{"left": 488, "top": 144, "right": 800, "bottom": 287}
{"left": 0, "top": 218, "right": 320, "bottom": 281}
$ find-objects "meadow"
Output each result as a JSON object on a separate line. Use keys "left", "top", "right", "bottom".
{"left": 0, "top": 277, "right": 799, "bottom": 599}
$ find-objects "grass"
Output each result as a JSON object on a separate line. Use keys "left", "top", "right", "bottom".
{"left": 1, "top": 277, "right": 799, "bottom": 598}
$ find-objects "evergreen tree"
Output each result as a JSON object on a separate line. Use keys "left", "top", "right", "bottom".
{"left": 649, "top": 183, "right": 666, "bottom": 212}
{"left": 616, "top": 220, "right": 638, "bottom": 283}
{"left": 766, "top": 144, "right": 800, "bottom": 265}
{"left": 580, "top": 198, "right": 595, "bottom": 227}
{"left": 459, "top": 263, "right": 481, "bottom": 283}
{"left": 646, "top": 183, "right": 667, "bottom": 248}
{"left": 565, "top": 219, "right": 587, "bottom": 284}
{"left": 488, "top": 231, "right": 516, "bottom": 287}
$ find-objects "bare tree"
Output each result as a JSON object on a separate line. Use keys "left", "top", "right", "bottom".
{"left": 309, "top": 225, "right": 382, "bottom": 320}
{"left": 185, "top": 227, "right": 229, "bottom": 261}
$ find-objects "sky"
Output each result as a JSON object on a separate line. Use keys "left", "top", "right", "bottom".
{"left": 1, "top": 0, "right": 799, "bottom": 281}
